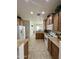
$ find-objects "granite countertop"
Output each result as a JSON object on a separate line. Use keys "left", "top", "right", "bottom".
{"left": 17, "top": 39, "right": 28, "bottom": 48}
{"left": 36, "top": 31, "right": 44, "bottom": 33}
{"left": 48, "top": 37, "right": 60, "bottom": 48}
{"left": 44, "top": 33, "right": 60, "bottom": 48}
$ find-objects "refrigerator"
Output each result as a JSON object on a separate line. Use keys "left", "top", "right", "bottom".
{"left": 17, "top": 25, "right": 25, "bottom": 59}
{"left": 17, "top": 25, "right": 25, "bottom": 40}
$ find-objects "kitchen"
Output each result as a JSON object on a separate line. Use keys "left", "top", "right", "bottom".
{"left": 0, "top": 0, "right": 79, "bottom": 59}
{"left": 17, "top": 0, "right": 61, "bottom": 59}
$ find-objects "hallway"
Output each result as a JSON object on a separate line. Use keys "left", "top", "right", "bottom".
{"left": 28, "top": 35, "right": 52, "bottom": 59}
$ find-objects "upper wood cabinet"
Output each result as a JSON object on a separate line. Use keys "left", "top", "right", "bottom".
{"left": 17, "top": 18, "right": 24, "bottom": 25}
{"left": 53, "top": 13, "right": 59, "bottom": 31}
{"left": 53, "top": 11, "right": 61, "bottom": 32}
{"left": 44, "top": 14, "right": 54, "bottom": 30}
{"left": 47, "top": 16, "right": 53, "bottom": 25}
{"left": 58, "top": 12, "right": 61, "bottom": 32}
{"left": 46, "top": 18, "right": 49, "bottom": 25}
{"left": 44, "top": 11, "right": 61, "bottom": 31}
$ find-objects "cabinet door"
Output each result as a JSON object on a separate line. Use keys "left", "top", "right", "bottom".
{"left": 24, "top": 42, "right": 28, "bottom": 59}
{"left": 49, "top": 16, "right": 53, "bottom": 24}
{"left": 51, "top": 42, "right": 59, "bottom": 59}
{"left": 46, "top": 19, "right": 49, "bottom": 25}
{"left": 58, "top": 12, "right": 61, "bottom": 32}
{"left": 48, "top": 39, "right": 52, "bottom": 55}
{"left": 17, "top": 18, "right": 24, "bottom": 26}
{"left": 53, "top": 13, "right": 58, "bottom": 31}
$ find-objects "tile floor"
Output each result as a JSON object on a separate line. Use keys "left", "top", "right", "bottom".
{"left": 28, "top": 35, "right": 52, "bottom": 59}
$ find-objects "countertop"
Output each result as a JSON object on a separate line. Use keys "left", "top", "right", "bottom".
{"left": 17, "top": 39, "right": 28, "bottom": 48}
{"left": 44, "top": 33, "right": 60, "bottom": 48}
{"left": 36, "top": 31, "right": 44, "bottom": 33}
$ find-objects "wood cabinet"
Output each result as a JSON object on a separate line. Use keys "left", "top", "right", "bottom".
{"left": 46, "top": 18, "right": 49, "bottom": 25}
{"left": 48, "top": 39, "right": 59, "bottom": 59}
{"left": 17, "top": 18, "right": 24, "bottom": 25}
{"left": 44, "top": 14, "right": 54, "bottom": 30}
{"left": 24, "top": 41, "right": 28, "bottom": 59}
{"left": 58, "top": 12, "right": 61, "bottom": 32}
{"left": 44, "top": 12, "right": 61, "bottom": 32}
{"left": 53, "top": 13, "right": 59, "bottom": 31}
{"left": 46, "top": 16, "right": 53, "bottom": 25}
{"left": 48, "top": 38, "right": 52, "bottom": 55}
{"left": 51, "top": 41, "right": 59, "bottom": 59}
{"left": 36, "top": 32, "right": 44, "bottom": 39}
{"left": 53, "top": 12, "right": 61, "bottom": 32}
{"left": 49, "top": 16, "right": 54, "bottom": 24}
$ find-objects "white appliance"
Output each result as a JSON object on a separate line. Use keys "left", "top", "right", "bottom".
{"left": 44, "top": 34, "right": 48, "bottom": 49}
{"left": 17, "top": 26, "right": 25, "bottom": 39}
{"left": 17, "top": 26, "right": 25, "bottom": 59}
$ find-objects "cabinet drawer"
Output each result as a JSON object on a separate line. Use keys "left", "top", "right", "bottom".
{"left": 51, "top": 42, "right": 59, "bottom": 59}
{"left": 48, "top": 39, "right": 52, "bottom": 55}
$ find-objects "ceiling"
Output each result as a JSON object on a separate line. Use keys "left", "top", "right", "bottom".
{"left": 17, "top": 0, "right": 61, "bottom": 21}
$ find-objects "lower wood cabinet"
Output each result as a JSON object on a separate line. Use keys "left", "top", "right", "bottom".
{"left": 48, "top": 38, "right": 52, "bottom": 55}
{"left": 24, "top": 41, "right": 28, "bottom": 59}
{"left": 48, "top": 39, "right": 59, "bottom": 59}
{"left": 51, "top": 41, "right": 59, "bottom": 59}
{"left": 36, "top": 32, "right": 44, "bottom": 39}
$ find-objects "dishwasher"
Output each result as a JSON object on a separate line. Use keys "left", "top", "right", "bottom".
{"left": 44, "top": 34, "right": 48, "bottom": 49}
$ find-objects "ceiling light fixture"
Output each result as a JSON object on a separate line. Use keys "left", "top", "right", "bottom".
{"left": 42, "top": 11, "right": 45, "bottom": 15}
{"left": 49, "top": 16, "right": 52, "bottom": 20}
{"left": 25, "top": 0, "right": 29, "bottom": 2}
{"left": 30, "top": 11, "right": 34, "bottom": 15}
{"left": 46, "top": 0, "right": 49, "bottom": 2}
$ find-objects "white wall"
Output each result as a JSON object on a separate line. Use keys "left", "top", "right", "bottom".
{"left": 30, "top": 20, "right": 43, "bottom": 38}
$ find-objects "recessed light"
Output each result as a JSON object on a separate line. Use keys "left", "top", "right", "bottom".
{"left": 25, "top": 0, "right": 29, "bottom": 2}
{"left": 30, "top": 11, "right": 34, "bottom": 14}
{"left": 46, "top": 0, "right": 49, "bottom": 2}
{"left": 42, "top": 11, "right": 45, "bottom": 14}
{"left": 49, "top": 16, "right": 52, "bottom": 20}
